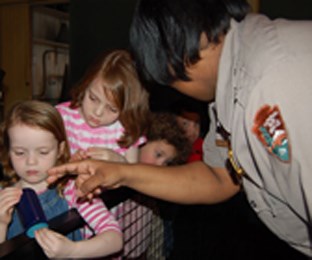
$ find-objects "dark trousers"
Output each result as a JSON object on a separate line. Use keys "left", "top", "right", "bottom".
{"left": 169, "top": 192, "right": 309, "bottom": 260}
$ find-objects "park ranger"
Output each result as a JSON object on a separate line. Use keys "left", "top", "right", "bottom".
{"left": 47, "top": 0, "right": 312, "bottom": 257}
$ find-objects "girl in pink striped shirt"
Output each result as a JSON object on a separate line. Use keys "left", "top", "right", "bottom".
{"left": 0, "top": 100, "right": 122, "bottom": 259}
{"left": 55, "top": 49, "right": 150, "bottom": 258}
{"left": 56, "top": 49, "right": 149, "bottom": 162}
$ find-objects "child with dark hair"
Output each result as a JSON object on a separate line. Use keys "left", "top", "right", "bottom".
{"left": 141, "top": 112, "right": 191, "bottom": 166}
{"left": 172, "top": 98, "right": 208, "bottom": 163}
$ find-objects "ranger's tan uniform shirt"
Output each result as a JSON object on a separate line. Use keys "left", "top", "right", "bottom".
{"left": 204, "top": 14, "right": 312, "bottom": 256}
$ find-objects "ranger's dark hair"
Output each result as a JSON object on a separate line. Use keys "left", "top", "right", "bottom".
{"left": 130, "top": 0, "right": 250, "bottom": 86}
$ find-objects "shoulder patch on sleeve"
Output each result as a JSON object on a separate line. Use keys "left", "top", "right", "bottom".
{"left": 252, "top": 105, "right": 290, "bottom": 162}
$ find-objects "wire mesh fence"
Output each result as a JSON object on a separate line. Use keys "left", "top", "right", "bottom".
{"left": 110, "top": 193, "right": 173, "bottom": 260}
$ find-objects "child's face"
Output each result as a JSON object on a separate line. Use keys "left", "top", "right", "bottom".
{"left": 176, "top": 115, "right": 200, "bottom": 144}
{"left": 8, "top": 124, "right": 62, "bottom": 190}
{"left": 139, "top": 140, "right": 177, "bottom": 166}
{"left": 80, "top": 76, "right": 120, "bottom": 128}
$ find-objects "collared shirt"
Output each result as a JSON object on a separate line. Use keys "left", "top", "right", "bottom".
{"left": 204, "top": 14, "right": 312, "bottom": 256}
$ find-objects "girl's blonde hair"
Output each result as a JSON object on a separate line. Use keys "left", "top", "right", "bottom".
{"left": 0, "top": 100, "right": 70, "bottom": 188}
{"left": 70, "top": 49, "right": 150, "bottom": 148}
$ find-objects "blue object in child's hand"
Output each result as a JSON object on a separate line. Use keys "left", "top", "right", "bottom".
{"left": 16, "top": 188, "right": 48, "bottom": 238}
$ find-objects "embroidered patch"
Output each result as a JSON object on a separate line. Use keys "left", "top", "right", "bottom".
{"left": 252, "top": 105, "right": 290, "bottom": 162}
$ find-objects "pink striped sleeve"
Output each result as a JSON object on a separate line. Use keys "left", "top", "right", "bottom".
{"left": 76, "top": 198, "right": 121, "bottom": 234}
{"left": 63, "top": 180, "right": 121, "bottom": 237}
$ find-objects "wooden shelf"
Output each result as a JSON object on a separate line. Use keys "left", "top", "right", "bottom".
{"left": 32, "top": 5, "right": 69, "bottom": 20}
{"left": 33, "top": 37, "right": 69, "bottom": 49}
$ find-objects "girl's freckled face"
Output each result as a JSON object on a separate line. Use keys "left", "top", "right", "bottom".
{"left": 8, "top": 124, "right": 61, "bottom": 191}
{"left": 80, "top": 77, "right": 120, "bottom": 128}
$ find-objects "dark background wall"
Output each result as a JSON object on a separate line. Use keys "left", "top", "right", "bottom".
{"left": 69, "top": 0, "right": 138, "bottom": 87}
{"left": 259, "top": 0, "right": 312, "bottom": 20}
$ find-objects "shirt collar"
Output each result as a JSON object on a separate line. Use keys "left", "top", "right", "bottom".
{"left": 215, "top": 19, "right": 240, "bottom": 133}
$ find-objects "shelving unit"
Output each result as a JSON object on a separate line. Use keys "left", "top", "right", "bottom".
{"left": 31, "top": 3, "right": 70, "bottom": 103}
{"left": 0, "top": 0, "right": 69, "bottom": 115}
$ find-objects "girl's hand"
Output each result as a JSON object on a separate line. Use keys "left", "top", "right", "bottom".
{"left": 86, "top": 147, "right": 126, "bottom": 162}
{"left": 35, "top": 228, "right": 76, "bottom": 258}
{"left": 0, "top": 187, "right": 22, "bottom": 225}
{"left": 70, "top": 149, "right": 89, "bottom": 162}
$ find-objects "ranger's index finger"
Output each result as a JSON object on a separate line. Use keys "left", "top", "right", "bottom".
{"left": 46, "top": 162, "right": 80, "bottom": 184}
{"left": 80, "top": 174, "right": 103, "bottom": 195}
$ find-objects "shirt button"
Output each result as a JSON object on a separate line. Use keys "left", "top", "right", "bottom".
{"left": 250, "top": 200, "right": 257, "bottom": 208}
